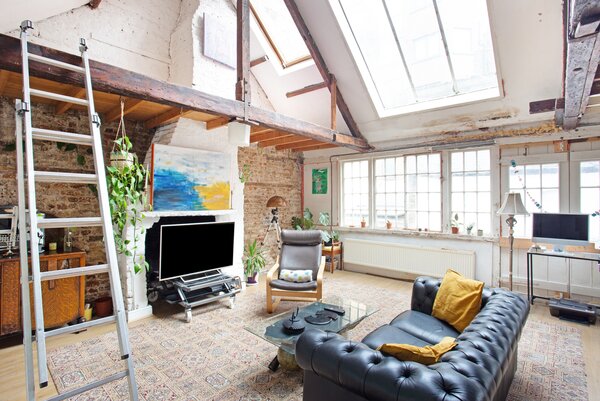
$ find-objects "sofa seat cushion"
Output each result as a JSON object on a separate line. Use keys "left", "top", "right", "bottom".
{"left": 269, "top": 279, "right": 317, "bottom": 291}
{"left": 390, "top": 310, "right": 459, "bottom": 344}
{"left": 362, "top": 324, "right": 430, "bottom": 350}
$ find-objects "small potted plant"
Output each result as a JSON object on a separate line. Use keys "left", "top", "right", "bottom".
{"left": 451, "top": 214, "right": 460, "bottom": 234}
{"left": 244, "top": 239, "right": 266, "bottom": 286}
{"left": 110, "top": 101, "right": 135, "bottom": 169}
{"left": 386, "top": 220, "right": 393, "bottom": 230}
{"left": 360, "top": 216, "right": 366, "bottom": 228}
{"left": 318, "top": 212, "right": 339, "bottom": 246}
{"left": 466, "top": 223, "right": 474, "bottom": 235}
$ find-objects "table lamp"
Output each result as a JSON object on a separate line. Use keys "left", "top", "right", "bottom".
{"left": 497, "top": 192, "right": 529, "bottom": 290}
{"left": 263, "top": 196, "right": 287, "bottom": 248}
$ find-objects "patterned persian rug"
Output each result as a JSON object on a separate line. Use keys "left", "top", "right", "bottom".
{"left": 47, "top": 274, "right": 589, "bottom": 401}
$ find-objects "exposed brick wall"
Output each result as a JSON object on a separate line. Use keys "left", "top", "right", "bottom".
{"left": 238, "top": 145, "right": 303, "bottom": 265}
{"left": 0, "top": 96, "right": 154, "bottom": 302}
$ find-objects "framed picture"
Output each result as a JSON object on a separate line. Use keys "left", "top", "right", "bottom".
{"left": 150, "top": 144, "right": 231, "bottom": 211}
{"left": 312, "top": 168, "right": 328, "bottom": 194}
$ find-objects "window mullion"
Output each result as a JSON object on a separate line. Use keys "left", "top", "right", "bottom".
{"left": 431, "top": 0, "right": 458, "bottom": 94}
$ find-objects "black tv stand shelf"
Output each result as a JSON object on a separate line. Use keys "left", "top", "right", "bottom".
{"left": 170, "top": 270, "right": 242, "bottom": 323}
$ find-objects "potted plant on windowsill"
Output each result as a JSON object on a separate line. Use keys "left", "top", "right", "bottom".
{"left": 244, "top": 239, "right": 266, "bottom": 285}
{"left": 451, "top": 214, "right": 461, "bottom": 234}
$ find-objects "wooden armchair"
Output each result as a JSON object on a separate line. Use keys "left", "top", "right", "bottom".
{"left": 266, "top": 230, "right": 325, "bottom": 314}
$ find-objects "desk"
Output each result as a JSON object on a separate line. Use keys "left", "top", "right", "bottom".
{"left": 526, "top": 248, "right": 600, "bottom": 305}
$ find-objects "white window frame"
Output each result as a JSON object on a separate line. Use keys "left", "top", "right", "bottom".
{"left": 570, "top": 150, "right": 600, "bottom": 243}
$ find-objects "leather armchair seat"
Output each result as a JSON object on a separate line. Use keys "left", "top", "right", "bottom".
{"left": 296, "top": 276, "right": 530, "bottom": 401}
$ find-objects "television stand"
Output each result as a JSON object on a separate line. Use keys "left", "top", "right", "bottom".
{"left": 167, "top": 270, "right": 242, "bottom": 323}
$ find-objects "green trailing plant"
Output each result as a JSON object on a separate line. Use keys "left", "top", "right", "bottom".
{"left": 239, "top": 163, "right": 251, "bottom": 184}
{"left": 291, "top": 208, "right": 315, "bottom": 230}
{"left": 243, "top": 239, "right": 266, "bottom": 277}
{"left": 106, "top": 135, "right": 150, "bottom": 274}
{"left": 56, "top": 141, "right": 92, "bottom": 166}
{"left": 318, "top": 212, "right": 339, "bottom": 244}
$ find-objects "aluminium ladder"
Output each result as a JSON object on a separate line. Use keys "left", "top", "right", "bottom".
{"left": 16, "top": 20, "right": 138, "bottom": 401}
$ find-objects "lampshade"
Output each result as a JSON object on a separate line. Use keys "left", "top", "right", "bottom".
{"left": 228, "top": 121, "right": 250, "bottom": 146}
{"left": 266, "top": 196, "right": 287, "bottom": 208}
{"left": 497, "top": 192, "right": 529, "bottom": 216}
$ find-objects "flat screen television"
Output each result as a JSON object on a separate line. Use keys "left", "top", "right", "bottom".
{"left": 159, "top": 222, "right": 234, "bottom": 281}
{"left": 532, "top": 213, "right": 589, "bottom": 251}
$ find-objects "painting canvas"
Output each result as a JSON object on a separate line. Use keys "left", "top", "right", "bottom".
{"left": 312, "top": 168, "right": 328, "bottom": 194}
{"left": 151, "top": 144, "right": 231, "bottom": 211}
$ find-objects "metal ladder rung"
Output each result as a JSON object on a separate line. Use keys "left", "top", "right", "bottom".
{"left": 0, "top": 229, "right": 11, "bottom": 234}
{"left": 39, "top": 264, "right": 109, "bottom": 281}
{"left": 46, "top": 370, "right": 129, "bottom": 401}
{"left": 30, "top": 88, "right": 88, "bottom": 106}
{"left": 32, "top": 127, "right": 93, "bottom": 145}
{"left": 35, "top": 171, "right": 97, "bottom": 184}
{"left": 46, "top": 315, "right": 116, "bottom": 338}
{"left": 28, "top": 53, "right": 85, "bottom": 74}
{"left": 0, "top": 214, "right": 13, "bottom": 218}
{"left": 38, "top": 217, "right": 102, "bottom": 229}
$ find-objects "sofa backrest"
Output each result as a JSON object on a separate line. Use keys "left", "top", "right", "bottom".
{"left": 411, "top": 276, "right": 493, "bottom": 315}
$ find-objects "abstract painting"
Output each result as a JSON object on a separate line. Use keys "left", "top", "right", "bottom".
{"left": 151, "top": 144, "right": 231, "bottom": 211}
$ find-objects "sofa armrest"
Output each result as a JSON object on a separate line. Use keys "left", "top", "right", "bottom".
{"left": 296, "top": 329, "right": 487, "bottom": 401}
{"left": 411, "top": 276, "right": 442, "bottom": 315}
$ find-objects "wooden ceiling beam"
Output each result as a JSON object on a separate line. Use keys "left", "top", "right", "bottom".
{"left": 0, "top": 70, "right": 9, "bottom": 96}
{"left": 206, "top": 116, "right": 232, "bottom": 130}
{"left": 529, "top": 98, "right": 565, "bottom": 114}
{"left": 250, "top": 130, "right": 286, "bottom": 143}
{"left": 276, "top": 139, "right": 322, "bottom": 150}
{"left": 291, "top": 143, "right": 338, "bottom": 152}
{"left": 284, "top": 0, "right": 365, "bottom": 141}
{"left": 561, "top": 0, "right": 600, "bottom": 129}
{"left": 88, "top": 0, "right": 102, "bottom": 9}
{"left": 286, "top": 82, "right": 327, "bottom": 98}
{"left": 250, "top": 55, "right": 268, "bottom": 68}
{"left": 0, "top": 34, "right": 370, "bottom": 151}
{"left": 258, "top": 134, "right": 305, "bottom": 147}
{"left": 55, "top": 87, "right": 86, "bottom": 114}
{"left": 250, "top": 126, "right": 273, "bottom": 134}
{"left": 104, "top": 98, "right": 144, "bottom": 123}
{"left": 145, "top": 108, "right": 193, "bottom": 129}
{"left": 236, "top": 0, "right": 251, "bottom": 103}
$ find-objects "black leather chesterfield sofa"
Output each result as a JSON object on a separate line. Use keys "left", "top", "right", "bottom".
{"left": 296, "top": 276, "right": 530, "bottom": 401}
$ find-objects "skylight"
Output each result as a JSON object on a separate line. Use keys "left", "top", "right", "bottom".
{"left": 250, "top": 0, "right": 311, "bottom": 68}
{"left": 331, "top": 0, "right": 500, "bottom": 117}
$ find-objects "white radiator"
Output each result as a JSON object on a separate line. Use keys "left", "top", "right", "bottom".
{"left": 343, "top": 238, "right": 475, "bottom": 279}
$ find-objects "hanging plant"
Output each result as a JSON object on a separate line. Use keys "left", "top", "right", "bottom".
{"left": 110, "top": 101, "right": 135, "bottom": 170}
{"left": 106, "top": 100, "right": 151, "bottom": 273}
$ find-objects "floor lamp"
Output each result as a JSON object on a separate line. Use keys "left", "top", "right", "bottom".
{"left": 497, "top": 192, "right": 529, "bottom": 291}
{"left": 262, "top": 196, "right": 287, "bottom": 249}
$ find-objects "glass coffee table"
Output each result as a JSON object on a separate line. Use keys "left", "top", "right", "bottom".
{"left": 245, "top": 296, "right": 378, "bottom": 371}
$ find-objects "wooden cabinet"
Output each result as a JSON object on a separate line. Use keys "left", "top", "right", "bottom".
{"left": 0, "top": 249, "right": 86, "bottom": 336}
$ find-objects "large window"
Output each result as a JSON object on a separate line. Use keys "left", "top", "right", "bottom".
{"left": 341, "top": 160, "right": 369, "bottom": 227}
{"left": 374, "top": 154, "right": 441, "bottom": 231}
{"left": 451, "top": 150, "right": 491, "bottom": 234}
{"left": 508, "top": 163, "right": 560, "bottom": 238}
{"left": 580, "top": 161, "right": 600, "bottom": 242}
{"left": 250, "top": 0, "right": 311, "bottom": 68}
{"left": 331, "top": 0, "right": 499, "bottom": 117}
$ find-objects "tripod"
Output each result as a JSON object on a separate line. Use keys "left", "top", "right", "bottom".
{"left": 262, "top": 207, "right": 282, "bottom": 249}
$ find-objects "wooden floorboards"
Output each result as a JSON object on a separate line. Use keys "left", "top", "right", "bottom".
{"left": 0, "top": 270, "right": 598, "bottom": 400}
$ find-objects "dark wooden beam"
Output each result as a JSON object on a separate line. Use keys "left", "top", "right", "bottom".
{"left": 276, "top": 139, "right": 322, "bottom": 150}
{"left": 0, "top": 34, "right": 370, "bottom": 151}
{"left": 250, "top": 130, "right": 285, "bottom": 143}
{"left": 330, "top": 74, "right": 337, "bottom": 130}
{"left": 258, "top": 134, "right": 305, "bottom": 148}
{"left": 236, "top": 0, "right": 250, "bottom": 103}
{"left": 529, "top": 98, "right": 565, "bottom": 114}
{"left": 284, "top": 0, "right": 365, "bottom": 140}
{"left": 88, "top": 0, "right": 102, "bottom": 9}
{"left": 0, "top": 70, "right": 9, "bottom": 96}
{"left": 291, "top": 142, "right": 338, "bottom": 152}
{"left": 562, "top": 0, "right": 600, "bottom": 129}
{"left": 55, "top": 87, "right": 85, "bottom": 114}
{"left": 285, "top": 82, "right": 327, "bottom": 98}
{"left": 250, "top": 55, "right": 268, "bottom": 68}
{"left": 104, "top": 98, "right": 144, "bottom": 123}
{"left": 206, "top": 116, "right": 232, "bottom": 130}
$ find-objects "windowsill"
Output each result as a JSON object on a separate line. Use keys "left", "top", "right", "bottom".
{"left": 335, "top": 226, "right": 498, "bottom": 243}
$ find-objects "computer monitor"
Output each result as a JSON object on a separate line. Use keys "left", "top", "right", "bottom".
{"left": 532, "top": 213, "right": 589, "bottom": 252}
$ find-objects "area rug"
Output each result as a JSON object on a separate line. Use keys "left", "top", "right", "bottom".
{"left": 47, "top": 274, "right": 589, "bottom": 401}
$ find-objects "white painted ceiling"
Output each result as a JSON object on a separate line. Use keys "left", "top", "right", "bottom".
{"left": 250, "top": 0, "right": 564, "bottom": 146}
{"left": 0, "top": 0, "right": 89, "bottom": 33}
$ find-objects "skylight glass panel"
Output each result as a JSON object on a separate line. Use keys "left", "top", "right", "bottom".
{"left": 250, "top": 0, "right": 311, "bottom": 67}
{"left": 334, "top": 0, "right": 500, "bottom": 116}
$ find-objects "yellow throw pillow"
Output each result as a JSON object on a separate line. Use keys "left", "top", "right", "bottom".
{"left": 432, "top": 269, "right": 484, "bottom": 332}
{"left": 377, "top": 336, "right": 457, "bottom": 365}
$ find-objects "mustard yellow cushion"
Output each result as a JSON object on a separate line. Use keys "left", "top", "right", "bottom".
{"left": 322, "top": 245, "right": 341, "bottom": 252}
{"left": 377, "top": 336, "right": 457, "bottom": 365}
{"left": 432, "top": 269, "right": 484, "bottom": 332}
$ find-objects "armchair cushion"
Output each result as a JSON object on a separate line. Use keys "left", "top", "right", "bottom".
{"left": 280, "top": 269, "right": 313, "bottom": 283}
{"left": 279, "top": 230, "right": 322, "bottom": 280}
{"left": 269, "top": 279, "right": 318, "bottom": 291}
